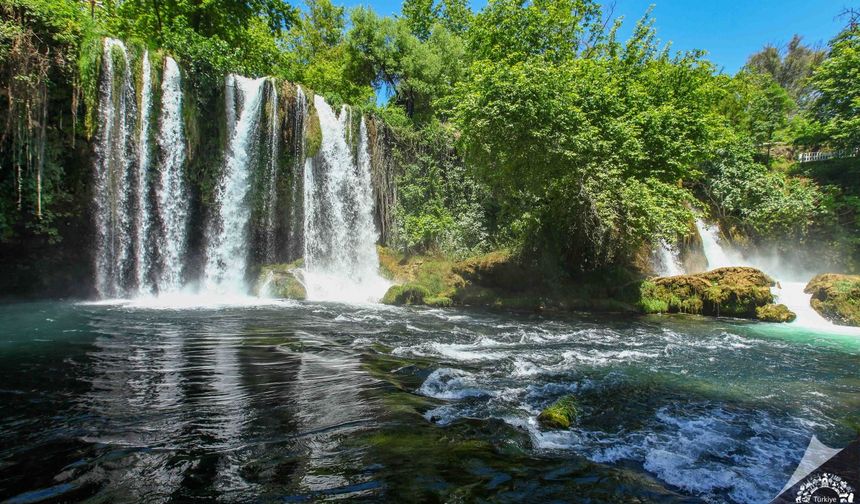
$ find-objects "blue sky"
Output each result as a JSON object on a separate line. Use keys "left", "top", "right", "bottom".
{"left": 336, "top": 0, "right": 855, "bottom": 75}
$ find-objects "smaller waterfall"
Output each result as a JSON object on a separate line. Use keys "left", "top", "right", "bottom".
{"left": 695, "top": 219, "right": 736, "bottom": 270}
{"left": 654, "top": 240, "right": 683, "bottom": 277}
{"left": 301, "top": 96, "right": 389, "bottom": 303}
{"left": 204, "top": 75, "right": 266, "bottom": 294}
{"left": 153, "top": 56, "right": 189, "bottom": 293}
{"left": 695, "top": 218, "right": 847, "bottom": 330}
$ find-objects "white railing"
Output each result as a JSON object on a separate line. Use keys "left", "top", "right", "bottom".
{"left": 797, "top": 148, "right": 859, "bottom": 163}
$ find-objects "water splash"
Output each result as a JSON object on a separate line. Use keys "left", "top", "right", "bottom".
{"left": 93, "top": 38, "right": 139, "bottom": 298}
{"left": 301, "top": 96, "right": 389, "bottom": 303}
{"left": 204, "top": 75, "right": 266, "bottom": 294}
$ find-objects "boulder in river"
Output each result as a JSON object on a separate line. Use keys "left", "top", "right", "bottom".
{"left": 640, "top": 266, "right": 774, "bottom": 318}
{"left": 255, "top": 260, "right": 307, "bottom": 300}
{"left": 537, "top": 395, "right": 578, "bottom": 429}
{"left": 805, "top": 274, "right": 860, "bottom": 327}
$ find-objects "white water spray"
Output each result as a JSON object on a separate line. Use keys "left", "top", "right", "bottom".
{"left": 203, "top": 75, "right": 266, "bottom": 294}
{"left": 301, "top": 96, "right": 389, "bottom": 303}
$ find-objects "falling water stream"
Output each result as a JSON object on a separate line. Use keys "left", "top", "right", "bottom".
{"left": 152, "top": 56, "right": 188, "bottom": 293}
{"left": 93, "top": 38, "right": 138, "bottom": 298}
{"left": 203, "top": 75, "right": 266, "bottom": 294}
{"left": 301, "top": 96, "right": 389, "bottom": 303}
{"left": 134, "top": 50, "right": 153, "bottom": 293}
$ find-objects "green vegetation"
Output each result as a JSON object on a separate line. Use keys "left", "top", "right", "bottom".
{"left": 537, "top": 395, "right": 578, "bottom": 429}
{"left": 1, "top": 0, "right": 859, "bottom": 295}
{"left": 805, "top": 273, "right": 860, "bottom": 326}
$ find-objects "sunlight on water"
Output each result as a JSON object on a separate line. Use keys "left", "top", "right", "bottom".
{"left": 79, "top": 293, "right": 298, "bottom": 310}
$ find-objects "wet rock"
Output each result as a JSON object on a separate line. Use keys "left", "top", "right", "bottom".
{"left": 538, "top": 395, "right": 578, "bottom": 429}
{"left": 805, "top": 274, "right": 860, "bottom": 326}
{"left": 382, "top": 283, "right": 431, "bottom": 305}
{"left": 255, "top": 259, "right": 306, "bottom": 300}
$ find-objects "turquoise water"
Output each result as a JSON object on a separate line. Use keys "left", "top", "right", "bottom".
{"left": 1, "top": 300, "right": 858, "bottom": 503}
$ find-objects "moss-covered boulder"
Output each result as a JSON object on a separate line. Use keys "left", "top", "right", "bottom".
{"left": 537, "top": 395, "right": 578, "bottom": 429}
{"left": 805, "top": 274, "right": 860, "bottom": 326}
{"left": 755, "top": 303, "right": 797, "bottom": 323}
{"left": 382, "top": 283, "right": 431, "bottom": 305}
{"left": 640, "top": 267, "right": 774, "bottom": 318}
{"left": 255, "top": 260, "right": 307, "bottom": 300}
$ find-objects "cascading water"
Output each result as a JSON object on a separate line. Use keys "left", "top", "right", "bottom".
{"left": 694, "top": 219, "right": 841, "bottom": 330}
{"left": 135, "top": 50, "right": 153, "bottom": 293}
{"left": 203, "top": 75, "right": 266, "bottom": 294}
{"left": 93, "top": 38, "right": 139, "bottom": 298}
{"left": 695, "top": 219, "right": 736, "bottom": 269}
{"left": 653, "top": 240, "right": 683, "bottom": 277}
{"left": 301, "top": 96, "right": 389, "bottom": 303}
{"left": 152, "top": 56, "right": 189, "bottom": 293}
{"left": 90, "top": 40, "right": 385, "bottom": 304}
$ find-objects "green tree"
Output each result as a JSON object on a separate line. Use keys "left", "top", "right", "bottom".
{"left": 811, "top": 24, "right": 860, "bottom": 150}
{"left": 745, "top": 35, "right": 825, "bottom": 107}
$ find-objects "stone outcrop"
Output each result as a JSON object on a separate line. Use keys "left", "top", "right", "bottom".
{"left": 640, "top": 267, "right": 780, "bottom": 319}
{"left": 805, "top": 274, "right": 860, "bottom": 326}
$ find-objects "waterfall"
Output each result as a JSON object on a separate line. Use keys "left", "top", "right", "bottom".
{"left": 694, "top": 219, "right": 840, "bottom": 329}
{"left": 203, "top": 75, "right": 266, "bottom": 293}
{"left": 152, "top": 56, "right": 188, "bottom": 293}
{"left": 260, "top": 78, "right": 280, "bottom": 264}
{"left": 695, "top": 219, "right": 736, "bottom": 270}
{"left": 93, "top": 38, "right": 139, "bottom": 298}
{"left": 301, "top": 96, "right": 389, "bottom": 303}
{"left": 654, "top": 240, "right": 683, "bottom": 277}
{"left": 135, "top": 50, "right": 153, "bottom": 294}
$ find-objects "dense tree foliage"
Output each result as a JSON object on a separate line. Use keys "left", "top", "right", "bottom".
{"left": 1, "top": 0, "right": 858, "bottom": 279}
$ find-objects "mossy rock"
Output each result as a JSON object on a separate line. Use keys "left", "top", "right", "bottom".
{"left": 640, "top": 267, "right": 774, "bottom": 318}
{"left": 382, "top": 283, "right": 431, "bottom": 305}
{"left": 537, "top": 395, "right": 578, "bottom": 430}
{"left": 255, "top": 259, "right": 306, "bottom": 300}
{"left": 425, "top": 296, "right": 453, "bottom": 307}
{"left": 305, "top": 103, "right": 322, "bottom": 158}
{"left": 755, "top": 303, "right": 797, "bottom": 323}
{"left": 805, "top": 274, "right": 860, "bottom": 326}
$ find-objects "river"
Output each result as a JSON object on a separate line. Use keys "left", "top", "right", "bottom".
{"left": 1, "top": 299, "right": 858, "bottom": 503}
